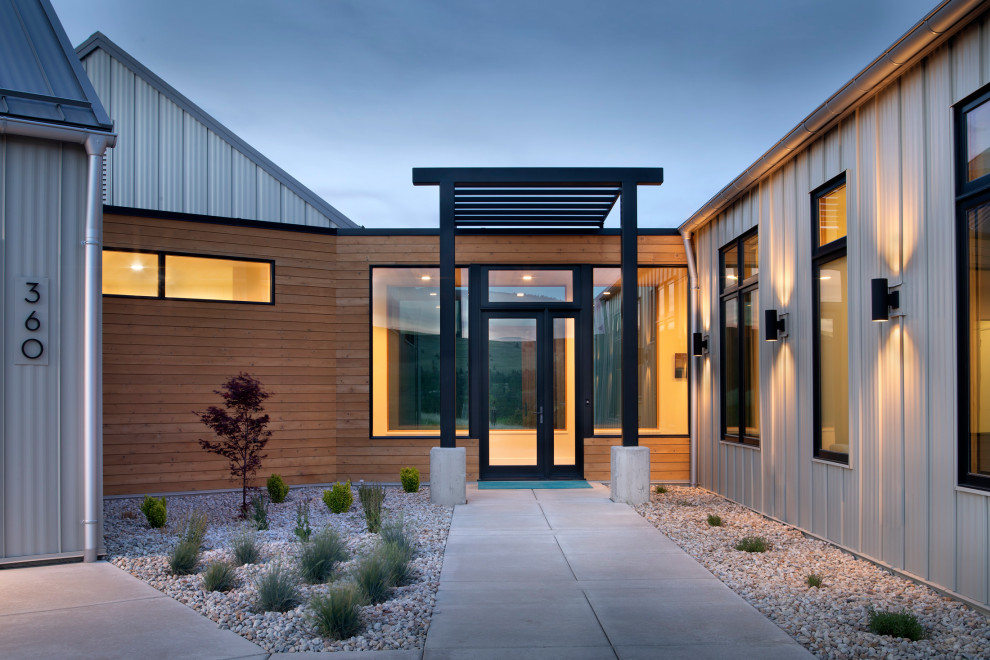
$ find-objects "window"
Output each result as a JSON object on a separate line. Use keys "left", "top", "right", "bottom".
{"left": 102, "top": 249, "right": 272, "bottom": 303}
{"left": 592, "top": 266, "right": 688, "bottom": 435}
{"left": 812, "top": 176, "right": 848, "bottom": 463}
{"left": 488, "top": 269, "right": 573, "bottom": 303}
{"left": 720, "top": 231, "right": 759, "bottom": 446}
{"left": 371, "top": 267, "right": 468, "bottom": 436}
{"left": 957, "top": 87, "right": 990, "bottom": 490}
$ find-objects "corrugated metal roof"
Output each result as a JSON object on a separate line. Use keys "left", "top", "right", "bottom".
{"left": 76, "top": 32, "right": 357, "bottom": 229}
{"left": 0, "top": 0, "right": 112, "bottom": 131}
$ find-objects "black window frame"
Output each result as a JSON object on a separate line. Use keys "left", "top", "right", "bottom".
{"left": 811, "top": 173, "right": 849, "bottom": 464}
{"left": 955, "top": 84, "right": 990, "bottom": 491}
{"left": 719, "top": 228, "right": 760, "bottom": 447}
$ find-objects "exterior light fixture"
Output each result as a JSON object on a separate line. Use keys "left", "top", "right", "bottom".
{"left": 765, "top": 309, "right": 787, "bottom": 342}
{"left": 691, "top": 332, "right": 709, "bottom": 357}
{"left": 871, "top": 278, "right": 900, "bottom": 322}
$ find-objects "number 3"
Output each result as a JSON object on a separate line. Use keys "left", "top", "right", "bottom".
{"left": 25, "top": 282, "right": 40, "bottom": 303}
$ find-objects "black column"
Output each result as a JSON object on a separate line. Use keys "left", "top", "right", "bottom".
{"left": 439, "top": 180, "right": 456, "bottom": 449}
{"left": 620, "top": 180, "right": 639, "bottom": 447}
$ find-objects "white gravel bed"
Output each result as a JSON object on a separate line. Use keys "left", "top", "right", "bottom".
{"left": 104, "top": 485, "right": 451, "bottom": 653}
{"left": 636, "top": 487, "right": 990, "bottom": 659}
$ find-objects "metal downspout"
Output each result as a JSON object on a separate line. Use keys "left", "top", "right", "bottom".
{"left": 83, "top": 134, "right": 111, "bottom": 562}
{"left": 681, "top": 230, "right": 700, "bottom": 487}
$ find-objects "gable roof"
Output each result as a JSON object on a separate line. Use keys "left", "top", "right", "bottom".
{"left": 76, "top": 32, "right": 356, "bottom": 229}
{"left": 0, "top": 0, "right": 112, "bottom": 131}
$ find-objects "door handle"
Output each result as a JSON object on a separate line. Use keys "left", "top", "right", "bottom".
{"left": 537, "top": 406, "right": 544, "bottom": 425}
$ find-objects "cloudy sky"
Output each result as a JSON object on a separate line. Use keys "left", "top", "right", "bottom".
{"left": 52, "top": 0, "right": 939, "bottom": 229}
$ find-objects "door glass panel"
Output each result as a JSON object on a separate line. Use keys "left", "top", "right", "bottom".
{"left": 723, "top": 299, "right": 740, "bottom": 436}
{"left": 818, "top": 256, "right": 849, "bottom": 456}
{"left": 488, "top": 318, "right": 538, "bottom": 466}
{"left": 488, "top": 270, "right": 573, "bottom": 303}
{"left": 553, "top": 318, "right": 576, "bottom": 466}
{"left": 968, "top": 202, "right": 990, "bottom": 475}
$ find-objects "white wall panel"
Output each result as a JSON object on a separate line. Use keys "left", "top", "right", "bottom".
{"left": 230, "top": 150, "right": 257, "bottom": 219}
{"left": 182, "top": 111, "right": 207, "bottom": 215}
{"left": 133, "top": 76, "right": 159, "bottom": 209}
{"left": 109, "top": 58, "right": 134, "bottom": 207}
{"left": 207, "top": 132, "right": 232, "bottom": 218}
{"left": 158, "top": 96, "right": 182, "bottom": 213}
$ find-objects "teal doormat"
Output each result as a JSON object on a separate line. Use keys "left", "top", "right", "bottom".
{"left": 478, "top": 480, "right": 592, "bottom": 490}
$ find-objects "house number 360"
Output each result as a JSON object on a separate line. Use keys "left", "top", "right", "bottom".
{"left": 15, "top": 277, "right": 49, "bottom": 365}
{"left": 22, "top": 282, "right": 44, "bottom": 359}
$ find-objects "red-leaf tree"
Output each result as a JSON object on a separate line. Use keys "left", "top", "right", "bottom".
{"left": 197, "top": 373, "right": 273, "bottom": 512}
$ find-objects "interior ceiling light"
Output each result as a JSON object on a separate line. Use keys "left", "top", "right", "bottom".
{"left": 522, "top": 275, "right": 533, "bottom": 281}
{"left": 130, "top": 263, "right": 144, "bottom": 271}
{"left": 429, "top": 292, "right": 437, "bottom": 296}
{"left": 516, "top": 292, "right": 525, "bottom": 297}
{"left": 421, "top": 275, "right": 431, "bottom": 281}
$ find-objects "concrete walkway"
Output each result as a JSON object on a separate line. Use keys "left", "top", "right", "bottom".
{"left": 0, "top": 484, "right": 811, "bottom": 659}
{"left": 423, "top": 482, "right": 811, "bottom": 659}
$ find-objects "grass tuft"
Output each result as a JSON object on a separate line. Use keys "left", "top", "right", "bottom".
{"left": 806, "top": 573, "right": 824, "bottom": 588}
{"left": 231, "top": 527, "right": 261, "bottom": 566}
{"left": 299, "top": 528, "right": 349, "bottom": 584}
{"left": 706, "top": 513, "right": 724, "bottom": 527}
{"left": 255, "top": 562, "right": 299, "bottom": 612}
{"left": 654, "top": 485, "right": 668, "bottom": 494}
{"left": 353, "top": 548, "right": 397, "bottom": 604}
{"left": 310, "top": 585, "right": 363, "bottom": 640}
{"left": 294, "top": 502, "right": 312, "bottom": 542}
{"left": 169, "top": 539, "right": 200, "bottom": 575}
{"left": 734, "top": 535, "right": 771, "bottom": 553}
{"left": 358, "top": 482, "right": 386, "bottom": 533}
{"left": 867, "top": 609, "right": 925, "bottom": 641}
{"left": 380, "top": 516, "right": 414, "bottom": 562}
{"left": 250, "top": 495, "right": 269, "bottom": 531}
{"left": 202, "top": 560, "right": 239, "bottom": 592}
{"left": 181, "top": 510, "right": 208, "bottom": 548}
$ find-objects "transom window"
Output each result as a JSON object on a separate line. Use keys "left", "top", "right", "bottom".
{"left": 720, "top": 231, "right": 759, "bottom": 446}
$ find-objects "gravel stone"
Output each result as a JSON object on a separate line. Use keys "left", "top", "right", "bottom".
{"left": 636, "top": 486, "right": 990, "bottom": 659}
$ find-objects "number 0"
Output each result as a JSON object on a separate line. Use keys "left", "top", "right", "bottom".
{"left": 21, "top": 338, "right": 44, "bottom": 359}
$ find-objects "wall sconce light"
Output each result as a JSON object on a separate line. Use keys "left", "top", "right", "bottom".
{"left": 871, "top": 278, "right": 900, "bottom": 322}
{"left": 691, "top": 332, "right": 709, "bottom": 357}
{"left": 765, "top": 309, "right": 787, "bottom": 342}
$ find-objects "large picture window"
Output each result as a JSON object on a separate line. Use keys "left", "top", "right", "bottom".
{"left": 371, "top": 268, "right": 468, "bottom": 436}
{"left": 812, "top": 176, "right": 849, "bottom": 463}
{"left": 957, "top": 87, "right": 990, "bottom": 490}
{"left": 720, "top": 231, "right": 759, "bottom": 446}
{"left": 591, "top": 267, "right": 688, "bottom": 435}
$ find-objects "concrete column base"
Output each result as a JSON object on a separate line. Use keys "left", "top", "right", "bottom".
{"left": 610, "top": 445, "right": 651, "bottom": 505}
{"left": 429, "top": 446, "right": 467, "bottom": 506}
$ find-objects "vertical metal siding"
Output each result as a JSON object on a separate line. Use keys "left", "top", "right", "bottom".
{"left": 109, "top": 58, "right": 134, "bottom": 207}
{"left": 182, "top": 111, "right": 207, "bottom": 215}
{"left": 257, "top": 170, "right": 280, "bottom": 222}
{"left": 82, "top": 51, "right": 112, "bottom": 204}
{"left": 230, "top": 149, "right": 257, "bottom": 219}
{"left": 133, "top": 76, "right": 159, "bottom": 209}
{"left": 158, "top": 96, "right": 182, "bottom": 212}
{"left": 207, "top": 132, "right": 232, "bottom": 217}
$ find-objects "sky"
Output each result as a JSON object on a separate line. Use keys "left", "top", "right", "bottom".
{"left": 52, "top": 0, "right": 940, "bottom": 229}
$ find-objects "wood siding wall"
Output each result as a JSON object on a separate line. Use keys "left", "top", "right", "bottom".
{"left": 103, "top": 221, "right": 688, "bottom": 495}
{"left": 693, "top": 14, "right": 990, "bottom": 608}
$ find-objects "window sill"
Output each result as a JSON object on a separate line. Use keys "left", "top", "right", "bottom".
{"left": 719, "top": 438, "right": 760, "bottom": 450}
{"left": 955, "top": 484, "right": 990, "bottom": 497}
{"left": 811, "top": 457, "right": 853, "bottom": 470}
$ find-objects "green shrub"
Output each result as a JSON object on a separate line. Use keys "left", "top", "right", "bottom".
{"left": 806, "top": 573, "right": 824, "bottom": 588}
{"left": 267, "top": 473, "right": 289, "bottom": 504}
{"left": 231, "top": 527, "right": 260, "bottom": 566}
{"left": 181, "top": 510, "right": 208, "bottom": 548}
{"left": 294, "top": 502, "right": 312, "bottom": 542}
{"left": 867, "top": 609, "right": 925, "bottom": 641}
{"left": 380, "top": 516, "right": 414, "bottom": 561}
{"left": 734, "top": 536, "right": 771, "bottom": 553}
{"left": 358, "top": 482, "right": 386, "bottom": 533}
{"left": 202, "top": 560, "right": 239, "bottom": 592}
{"left": 353, "top": 550, "right": 393, "bottom": 604}
{"left": 140, "top": 495, "right": 167, "bottom": 529}
{"left": 255, "top": 562, "right": 299, "bottom": 613}
{"left": 169, "top": 539, "right": 200, "bottom": 575}
{"left": 323, "top": 481, "right": 353, "bottom": 514}
{"left": 310, "top": 585, "right": 362, "bottom": 640}
{"left": 706, "top": 514, "right": 724, "bottom": 527}
{"left": 299, "top": 529, "right": 349, "bottom": 584}
{"left": 250, "top": 495, "right": 269, "bottom": 531}
{"left": 654, "top": 485, "right": 668, "bottom": 494}
{"left": 399, "top": 467, "right": 420, "bottom": 493}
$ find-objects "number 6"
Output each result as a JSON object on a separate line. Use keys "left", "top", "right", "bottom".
{"left": 25, "top": 311, "right": 40, "bottom": 332}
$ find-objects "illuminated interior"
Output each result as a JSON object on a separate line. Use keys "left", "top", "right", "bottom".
{"left": 592, "top": 267, "right": 689, "bottom": 435}
{"left": 371, "top": 268, "right": 468, "bottom": 436}
{"left": 968, "top": 203, "right": 990, "bottom": 474}
{"left": 165, "top": 255, "right": 271, "bottom": 302}
{"left": 818, "top": 256, "right": 849, "bottom": 455}
{"left": 968, "top": 98, "right": 990, "bottom": 181}
{"left": 488, "top": 269, "right": 573, "bottom": 303}
{"left": 552, "top": 318, "right": 576, "bottom": 465}
{"left": 488, "top": 317, "right": 538, "bottom": 465}
{"left": 102, "top": 250, "right": 158, "bottom": 296}
{"left": 818, "top": 184, "right": 847, "bottom": 245}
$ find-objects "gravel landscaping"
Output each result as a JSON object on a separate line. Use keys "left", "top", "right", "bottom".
{"left": 104, "top": 484, "right": 451, "bottom": 653}
{"left": 637, "top": 486, "right": 990, "bottom": 659}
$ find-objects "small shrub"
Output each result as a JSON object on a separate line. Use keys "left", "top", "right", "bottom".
{"left": 169, "top": 539, "right": 200, "bottom": 575}
{"left": 399, "top": 467, "right": 420, "bottom": 493}
{"left": 299, "top": 529, "right": 349, "bottom": 584}
{"left": 255, "top": 562, "right": 299, "bottom": 613}
{"left": 734, "top": 535, "right": 771, "bottom": 553}
{"left": 358, "top": 482, "right": 386, "bottom": 533}
{"left": 706, "top": 514, "right": 724, "bottom": 527}
{"left": 251, "top": 495, "right": 269, "bottom": 531}
{"left": 806, "top": 573, "right": 824, "bottom": 588}
{"left": 202, "top": 560, "right": 239, "bottom": 592}
{"left": 654, "top": 484, "right": 668, "bottom": 494}
{"left": 867, "top": 609, "right": 925, "bottom": 641}
{"left": 323, "top": 481, "right": 353, "bottom": 514}
{"left": 294, "top": 502, "right": 312, "bottom": 542}
{"left": 267, "top": 473, "right": 289, "bottom": 504}
{"left": 231, "top": 527, "right": 260, "bottom": 566}
{"left": 140, "top": 495, "right": 167, "bottom": 529}
{"left": 353, "top": 550, "right": 393, "bottom": 604}
{"left": 380, "top": 516, "right": 414, "bottom": 561}
{"left": 181, "top": 510, "right": 208, "bottom": 548}
{"left": 310, "top": 585, "right": 362, "bottom": 640}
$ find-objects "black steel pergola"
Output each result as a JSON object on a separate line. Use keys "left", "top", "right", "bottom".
{"left": 412, "top": 167, "right": 664, "bottom": 453}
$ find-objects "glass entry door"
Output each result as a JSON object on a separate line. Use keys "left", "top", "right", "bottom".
{"left": 482, "top": 312, "right": 577, "bottom": 479}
